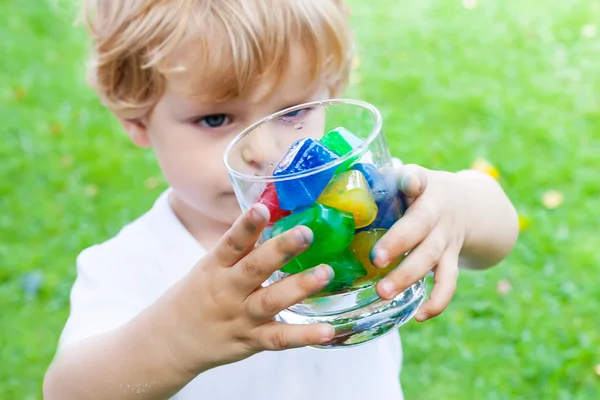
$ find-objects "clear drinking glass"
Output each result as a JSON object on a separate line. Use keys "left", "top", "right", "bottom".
{"left": 223, "top": 99, "right": 426, "bottom": 348}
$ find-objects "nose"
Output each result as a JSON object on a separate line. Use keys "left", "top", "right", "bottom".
{"left": 241, "top": 144, "right": 269, "bottom": 171}
{"left": 240, "top": 124, "right": 280, "bottom": 175}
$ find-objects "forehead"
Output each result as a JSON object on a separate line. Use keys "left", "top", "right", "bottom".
{"left": 163, "top": 43, "right": 324, "bottom": 105}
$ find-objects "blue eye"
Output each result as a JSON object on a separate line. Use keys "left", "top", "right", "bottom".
{"left": 280, "top": 107, "right": 313, "bottom": 121}
{"left": 282, "top": 109, "right": 304, "bottom": 118}
{"left": 198, "top": 114, "right": 230, "bottom": 128}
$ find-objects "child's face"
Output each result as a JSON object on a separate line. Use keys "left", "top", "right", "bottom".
{"left": 127, "top": 62, "right": 330, "bottom": 228}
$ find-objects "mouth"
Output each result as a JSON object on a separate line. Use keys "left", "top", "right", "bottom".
{"left": 222, "top": 192, "right": 239, "bottom": 201}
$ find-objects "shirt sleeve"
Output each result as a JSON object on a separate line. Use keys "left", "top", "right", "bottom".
{"left": 57, "top": 236, "right": 161, "bottom": 352}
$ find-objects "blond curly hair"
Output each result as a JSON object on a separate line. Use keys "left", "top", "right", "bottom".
{"left": 82, "top": 0, "right": 354, "bottom": 119}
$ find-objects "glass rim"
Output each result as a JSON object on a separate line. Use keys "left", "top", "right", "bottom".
{"left": 223, "top": 98, "right": 383, "bottom": 183}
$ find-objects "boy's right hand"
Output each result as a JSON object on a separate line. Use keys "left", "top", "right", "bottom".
{"left": 155, "top": 203, "right": 334, "bottom": 378}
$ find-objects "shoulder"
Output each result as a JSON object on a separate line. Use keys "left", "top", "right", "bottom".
{"left": 76, "top": 210, "right": 162, "bottom": 278}
{"left": 58, "top": 190, "right": 202, "bottom": 350}
{"left": 75, "top": 189, "right": 202, "bottom": 282}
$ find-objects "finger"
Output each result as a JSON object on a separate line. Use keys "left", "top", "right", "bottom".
{"left": 230, "top": 225, "right": 313, "bottom": 294}
{"left": 370, "top": 197, "right": 441, "bottom": 268}
{"left": 211, "top": 203, "right": 270, "bottom": 266}
{"left": 251, "top": 321, "right": 335, "bottom": 351}
{"left": 414, "top": 247, "right": 460, "bottom": 322}
{"left": 395, "top": 164, "right": 428, "bottom": 199}
{"left": 246, "top": 264, "right": 333, "bottom": 320}
{"left": 376, "top": 228, "right": 448, "bottom": 300}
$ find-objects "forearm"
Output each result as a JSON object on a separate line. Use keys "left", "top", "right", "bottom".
{"left": 455, "top": 169, "right": 519, "bottom": 269}
{"left": 43, "top": 300, "right": 198, "bottom": 400}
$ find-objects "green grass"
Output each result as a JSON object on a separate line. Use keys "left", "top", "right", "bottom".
{"left": 1, "top": 0, "right": 599, "bottom": 398}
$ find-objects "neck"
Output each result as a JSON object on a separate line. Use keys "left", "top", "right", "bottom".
{"left": 168, "top": 193, "right": 230, "bottom": 251}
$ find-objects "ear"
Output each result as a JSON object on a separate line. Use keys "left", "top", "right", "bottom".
{"left": 118, "top": 118, "right": 151, "bottom": 148}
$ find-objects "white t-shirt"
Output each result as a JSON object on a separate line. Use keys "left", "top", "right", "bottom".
{"left": 58, "top": 189, "right": 404, "bottom": 400}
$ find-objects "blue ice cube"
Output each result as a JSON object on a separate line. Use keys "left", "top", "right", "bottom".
{"left": 350, "top": 163, "right": 387, "bottom": 203}
{"left": 351, "top": 163, "right": 406, "bottom": 230}
{"left": 274, "top": 138, "right": 339, "bottom": 210}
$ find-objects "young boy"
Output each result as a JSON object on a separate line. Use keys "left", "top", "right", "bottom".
{"left": 43, "top": 0, "right": 519, "bottom": 399}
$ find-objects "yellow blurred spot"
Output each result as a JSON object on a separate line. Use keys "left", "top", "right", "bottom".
{"left": 352, "top": 55, "right": 360, "bottom": 70}
{"left": 594, "top": 364, "right": 600, "bottom": 377}
{"left": 350, "top": 54, "right": 361, "bottom": 85}
{"left": 144, "top": 176, "right": 161, "bottom": 190}
{"left": 470, "top": 157, "right": 500, "bottom": 180}
{"left": 51, "top": 122, "right": 63, "bottom": 135}
{"left": 518, "top": 215, "right": 531, "bottom": 231}
{"left": 496, "top": 279, "right": 512, "bottom": 296}
{"left": 84, "top": 184, "right": 98, "bottom": 197}
{"left": 462, "top": 0, "right": 478, "bottom": 10}
{"left": 14, "top": 87, "right": 26, "bottom": 100}
{"left": 542, "top": 190, "right": 563, "bottom": 209}
{"left": 350, "top": 71, "right": 362, "bottom": 85}
{"left": 60, "top": 155, "right": 73, "bottom": 168}
{"left": 581, "top": 24, "right": 597, "bottom": 38}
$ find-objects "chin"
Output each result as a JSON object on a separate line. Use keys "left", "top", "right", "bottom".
{"left": 222, "top": 210, "right": 242, "bottom": 226}
{"left": 220, "top": 194, "right": 243, "bottom": 222}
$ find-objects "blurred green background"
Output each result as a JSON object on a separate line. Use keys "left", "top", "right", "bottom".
{"left": 1, "top": 0, "right": 599, "bottom": 398}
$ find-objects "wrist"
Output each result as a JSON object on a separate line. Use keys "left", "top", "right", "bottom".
{"left": 453, "top": 169, "right": 518, "bottom": 269}
{"left": 142, "top": 281, "right": 213, "bottom": 381}
{"left": 453, "top": 169, "right": 482, "bottom": 247}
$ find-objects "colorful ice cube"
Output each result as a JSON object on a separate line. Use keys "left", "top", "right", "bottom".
{"left": 316, "top": 170, "right": 378, "bottom": 229}
{"left": 258, "top": 183, "right": 291, "bottom": 225}
{"left": 270, "top": 204, "right": 355, "bottom": 274}
{"left": 351, "top": 163, "right": 405, "bottom": 230}
{"left": 349, "top": 229, "right": 406, "bottom": 284}
{"left": 321, "top": 249, "right": 367, "bottom": 293}
{"left": 273, "top": 138, "right": 339, "bottom": 210}
{"left": 320, "top": 127, "right": 364, "bottom": 172}
{"left": 350, "top": 163, "right": 388, "bottom": 202}
{"left": 363, "top": 196, "right": 404, "bottom": 230}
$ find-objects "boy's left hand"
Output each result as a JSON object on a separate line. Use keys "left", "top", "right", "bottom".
{"left": 371, "top": 164, "right": 468, "bottom": 322}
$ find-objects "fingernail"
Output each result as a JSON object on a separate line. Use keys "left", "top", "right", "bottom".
{"left": 252, "top": 203, "right": 270, "bottom": 222}
{"left": 313, "top": 265, "right": 334, "bottom": 283}
{"left": 293, "top": 227, "right": 313, "bottom": 245}
{"left": 415, "top": 313, "right": 429, "bottom": 322}
{"left": 370, "top": 247, "right": 389, "bottom": 268}
{"left": 379, "top": 280, "right": 395, "bottom": 298}
{"left": 319, "top": 324, "right": 335, "bottom": 342}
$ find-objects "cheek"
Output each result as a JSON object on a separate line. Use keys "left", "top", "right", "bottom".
{"left": 306, "top": 107, "right": 326, "bottom": 138}
{"left": 266, "top": 108, "right": 327, "bottom": 156}
{"left": 148, "top": 124, "right": 230, "bottom": 191}
{"left": 284, "top": 108, "right": 327, "bottom": 145}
